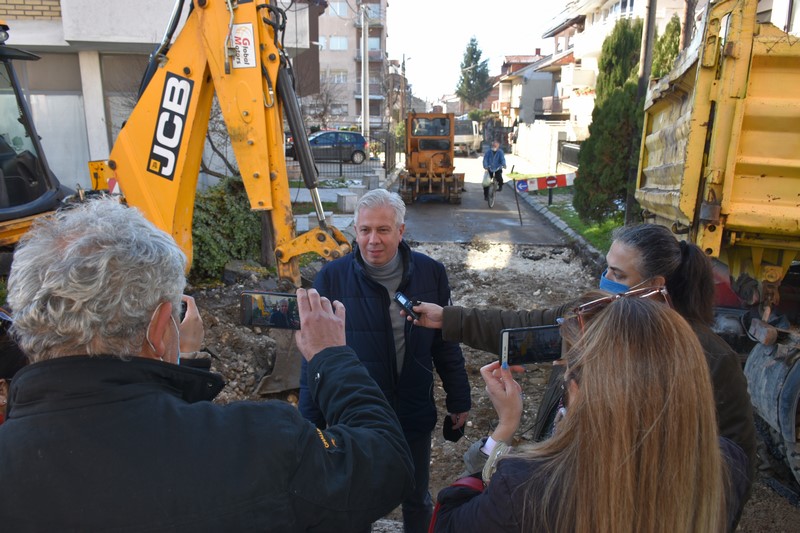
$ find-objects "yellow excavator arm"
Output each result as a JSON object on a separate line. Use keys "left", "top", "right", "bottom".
{"left": 90, "top": 0, "right": 350, "bottom": 286}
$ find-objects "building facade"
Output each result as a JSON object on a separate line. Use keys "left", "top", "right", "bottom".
{"left": 0, "top": 0, "right": 315, "bottom": 189}
{"left": 310, "top": 0, "right": 387, "bottom": 132}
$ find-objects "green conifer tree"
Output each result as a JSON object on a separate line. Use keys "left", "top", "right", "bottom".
{"left": 651, "top": 14, "right": 681, "bottom": 78}
{"left": 456, "top": 37, "right": 492, "bottom": 107}
{"left": 574, "top": 18, "right": 644, "bottom": 222}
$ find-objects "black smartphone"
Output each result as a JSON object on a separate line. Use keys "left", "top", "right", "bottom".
{"left": 394, "top": 292, "right": 420, "bottom": 320}
{"left": 500, "top": 325, "right": 562, "bottom": 366}
{"left": 240, "top": 291, "right": 300, "bottom": 330}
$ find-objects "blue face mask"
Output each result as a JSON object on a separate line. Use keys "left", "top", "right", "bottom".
{"left": 599, "top": 269, "right": 629, "bottom": 294}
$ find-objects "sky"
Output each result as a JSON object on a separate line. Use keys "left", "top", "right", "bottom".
{"left": 385, "top": 0, "right": 561, "bottom": 103}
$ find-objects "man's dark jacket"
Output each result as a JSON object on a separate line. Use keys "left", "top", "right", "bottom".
{"left": 0, "top": 349, "right": 413, "bottom": 532}
{"left": 299, "top": 241, "right": 471, "bottom": 437}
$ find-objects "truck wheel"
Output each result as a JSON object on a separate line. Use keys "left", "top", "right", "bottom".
{"left": 754, "top": 416, "right": 800, "bottom": 499}
{"left": 351, "top": 151, "right": 366, "bottom": 165}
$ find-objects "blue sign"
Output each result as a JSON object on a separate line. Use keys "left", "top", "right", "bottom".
{"left": 516, "top": 180, "right": 528, "bottom": 193}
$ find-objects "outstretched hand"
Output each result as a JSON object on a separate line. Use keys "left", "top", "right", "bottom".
{"left": 480, "top": 361, "right": 524, "bottom": 444}
{"left": 295, "top": 288, "right": 346, "bottom": 361}
{"left": 401, "top": 302, "right": 444, "bottom": 329}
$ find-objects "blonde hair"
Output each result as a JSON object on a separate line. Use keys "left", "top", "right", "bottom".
{"left": 522, "top": 297, "right": 725, "bottom": 533}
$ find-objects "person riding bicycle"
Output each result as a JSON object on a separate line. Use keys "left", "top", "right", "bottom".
{"left": 483, "top": 140, "right": 506, "bottom": 201}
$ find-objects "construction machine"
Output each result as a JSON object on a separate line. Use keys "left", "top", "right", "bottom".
{"left": 397, "top": 112, "right": 464, "bottom": 205}
{"left": 0, "top": 0, "right": 352, "bottom": 393}
{"left": 0, "top": 22, "right": 71, "bottom": 273}
{"left": 635, "top": 0, "right": 800, "bottom": 486}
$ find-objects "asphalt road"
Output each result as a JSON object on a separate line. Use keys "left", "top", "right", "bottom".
{"left": 397, "top": 155, "right": 568, "bottom": 245}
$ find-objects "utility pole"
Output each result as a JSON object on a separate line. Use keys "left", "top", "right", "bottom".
{"left": 360, "top": 4, "right": 370, "bottom": 141}
{"left": 625, "top": 0, "right": 657, "bottom": 224}
{"left": 400, "top": 54, "right": 406, "bottom": 126}
{"left": 681, "top": 0, "right": 697, "bottom": 50}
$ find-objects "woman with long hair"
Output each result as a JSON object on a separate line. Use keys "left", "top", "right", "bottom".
{"left": 432, "top": 295, "right": 747, "bottom": 533}
{"left": 409, "top": 223, "right": 755, "bottom": 524}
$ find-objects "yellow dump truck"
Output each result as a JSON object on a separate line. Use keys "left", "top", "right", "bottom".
{"left": 397, "top": 112, "right": 464, "bottom": 205}
{"left": 636, "top": 0, "right": 800, "bottom": 484}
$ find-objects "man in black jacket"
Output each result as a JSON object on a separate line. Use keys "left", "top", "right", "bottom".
{"left": 299, "top": 189, "right": 471, "bottom": 533}
{"left": 0, "top": 199, "right": 413, "bottom": 532}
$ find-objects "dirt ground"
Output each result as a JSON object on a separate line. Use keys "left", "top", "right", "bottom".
{"left": 191, "top": 241, "right": 800, "bottom": 532}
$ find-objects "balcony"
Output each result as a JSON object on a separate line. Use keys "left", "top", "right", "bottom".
{"left": 354, "top": 5, "right": 385, "bottom": 27}
{"left": 573, "top": 13, "right": 635, "bottom": 58}
{"left": 354, "top": 84, "right": 386, "bottom": 100}
{"left": 355, "top": 50, "right": 386, "bottom": 62}
{"left": 560, "top": 64, "right": 595, "bottom": 89}
{"left": 535, "top": 95, "right": 570, "bottom": 115}
{"left": 491, "top": 101, "right": 511, "bottom": 115}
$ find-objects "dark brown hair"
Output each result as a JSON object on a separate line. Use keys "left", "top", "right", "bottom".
{"left": 612, "top": 224, "right": 715, "bottom": 325}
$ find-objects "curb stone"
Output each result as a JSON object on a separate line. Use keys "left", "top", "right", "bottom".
{"left": 516, "top": 192, "right": 606, "bottom": 275}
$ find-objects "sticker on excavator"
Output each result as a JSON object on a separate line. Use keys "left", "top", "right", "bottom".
{"left": 233, "top": 23, "right": 257, "bottom": 69}
{"left": 148, "top": 73, "right": 194, "bottom": 181}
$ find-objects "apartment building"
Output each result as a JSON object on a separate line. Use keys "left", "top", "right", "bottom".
{"left": 312, "top": 0, "right": 387, "bottom": 131}
{"left": 519, "top": 0, "right": 799, "bottom": 173}
{"left": 0, "top": 0, "right": 316, "bottom": 189}
{"left": 492, "top": 53, "right": 548, "bottom": 128}
{"left": 509, "top": 0, "right": 684, "bottom": 172}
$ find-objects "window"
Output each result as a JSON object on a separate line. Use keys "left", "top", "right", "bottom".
{"left": 317, "top": 36, "right": 327, "bottom": 50}
{"left": 364, "top": 4, "right": 381, "bottom": 19}
{"left": 329, "top": 36, "right": 348, "bottom": 50}
{"left": 329, "top": 2, "right": 348, "bottom": 16}
{"left": 328, "top": 70, "right": 348, "bottom": 83}
{"left": 368, "top": 37, "right": 381, "bottom": 51}
{"left": 331, "top": 103, "right": 348, "bottom": 116}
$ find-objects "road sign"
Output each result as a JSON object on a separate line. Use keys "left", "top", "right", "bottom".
{"left": 513, "top": 172, "right": 576, "bottom": 191}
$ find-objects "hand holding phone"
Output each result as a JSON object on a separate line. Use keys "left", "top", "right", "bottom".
{"left": 295, "top": 288, "right": 345, "bottom": 361}
{"left": 240, "top": 291, "right": 301, "bottom": 330}
{"left": 394, "top": 292, "right": 420, "bottom": 321}
{"left": 500, "top": 325, "right": 562, "bottom": 366}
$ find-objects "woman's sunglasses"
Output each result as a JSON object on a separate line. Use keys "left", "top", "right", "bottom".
{"left": 572, "top": 286, "right": 673, "bottom": 330}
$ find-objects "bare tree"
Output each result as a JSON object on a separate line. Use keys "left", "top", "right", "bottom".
{"left": 303, "top": 75, "right": 346, "bottom": 130}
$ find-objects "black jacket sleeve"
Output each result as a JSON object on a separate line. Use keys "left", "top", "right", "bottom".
{"left": 297, "top": 270, "right": 331, "bottom": 429}
{"left": 290, "top": 346, "right": 414, "bottom": 531}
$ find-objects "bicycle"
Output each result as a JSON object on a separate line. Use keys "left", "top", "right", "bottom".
{"left": 486, "top": 177, "right": 497, "bottom": 208}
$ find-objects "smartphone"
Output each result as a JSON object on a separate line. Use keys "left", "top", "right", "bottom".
{"left": 394, "top": 292, "right": 420, "bottom": 320}
{"left": 240, "top": 291, "right": 300, "bottom": 330}
{"left": 500, "top": 325, "right": 562, "bottom": 366}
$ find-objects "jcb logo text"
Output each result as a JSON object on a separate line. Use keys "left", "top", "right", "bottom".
{"left": 148, "top": 73, "right": 193, "bottom": 180}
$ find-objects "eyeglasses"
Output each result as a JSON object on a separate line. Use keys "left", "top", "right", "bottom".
{"left": 572, "top": 286, "right": 673, "bottom": 330}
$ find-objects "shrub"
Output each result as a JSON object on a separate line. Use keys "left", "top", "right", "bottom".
{"left": 190, "top": 176, "right": 262, "bottom": 282}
